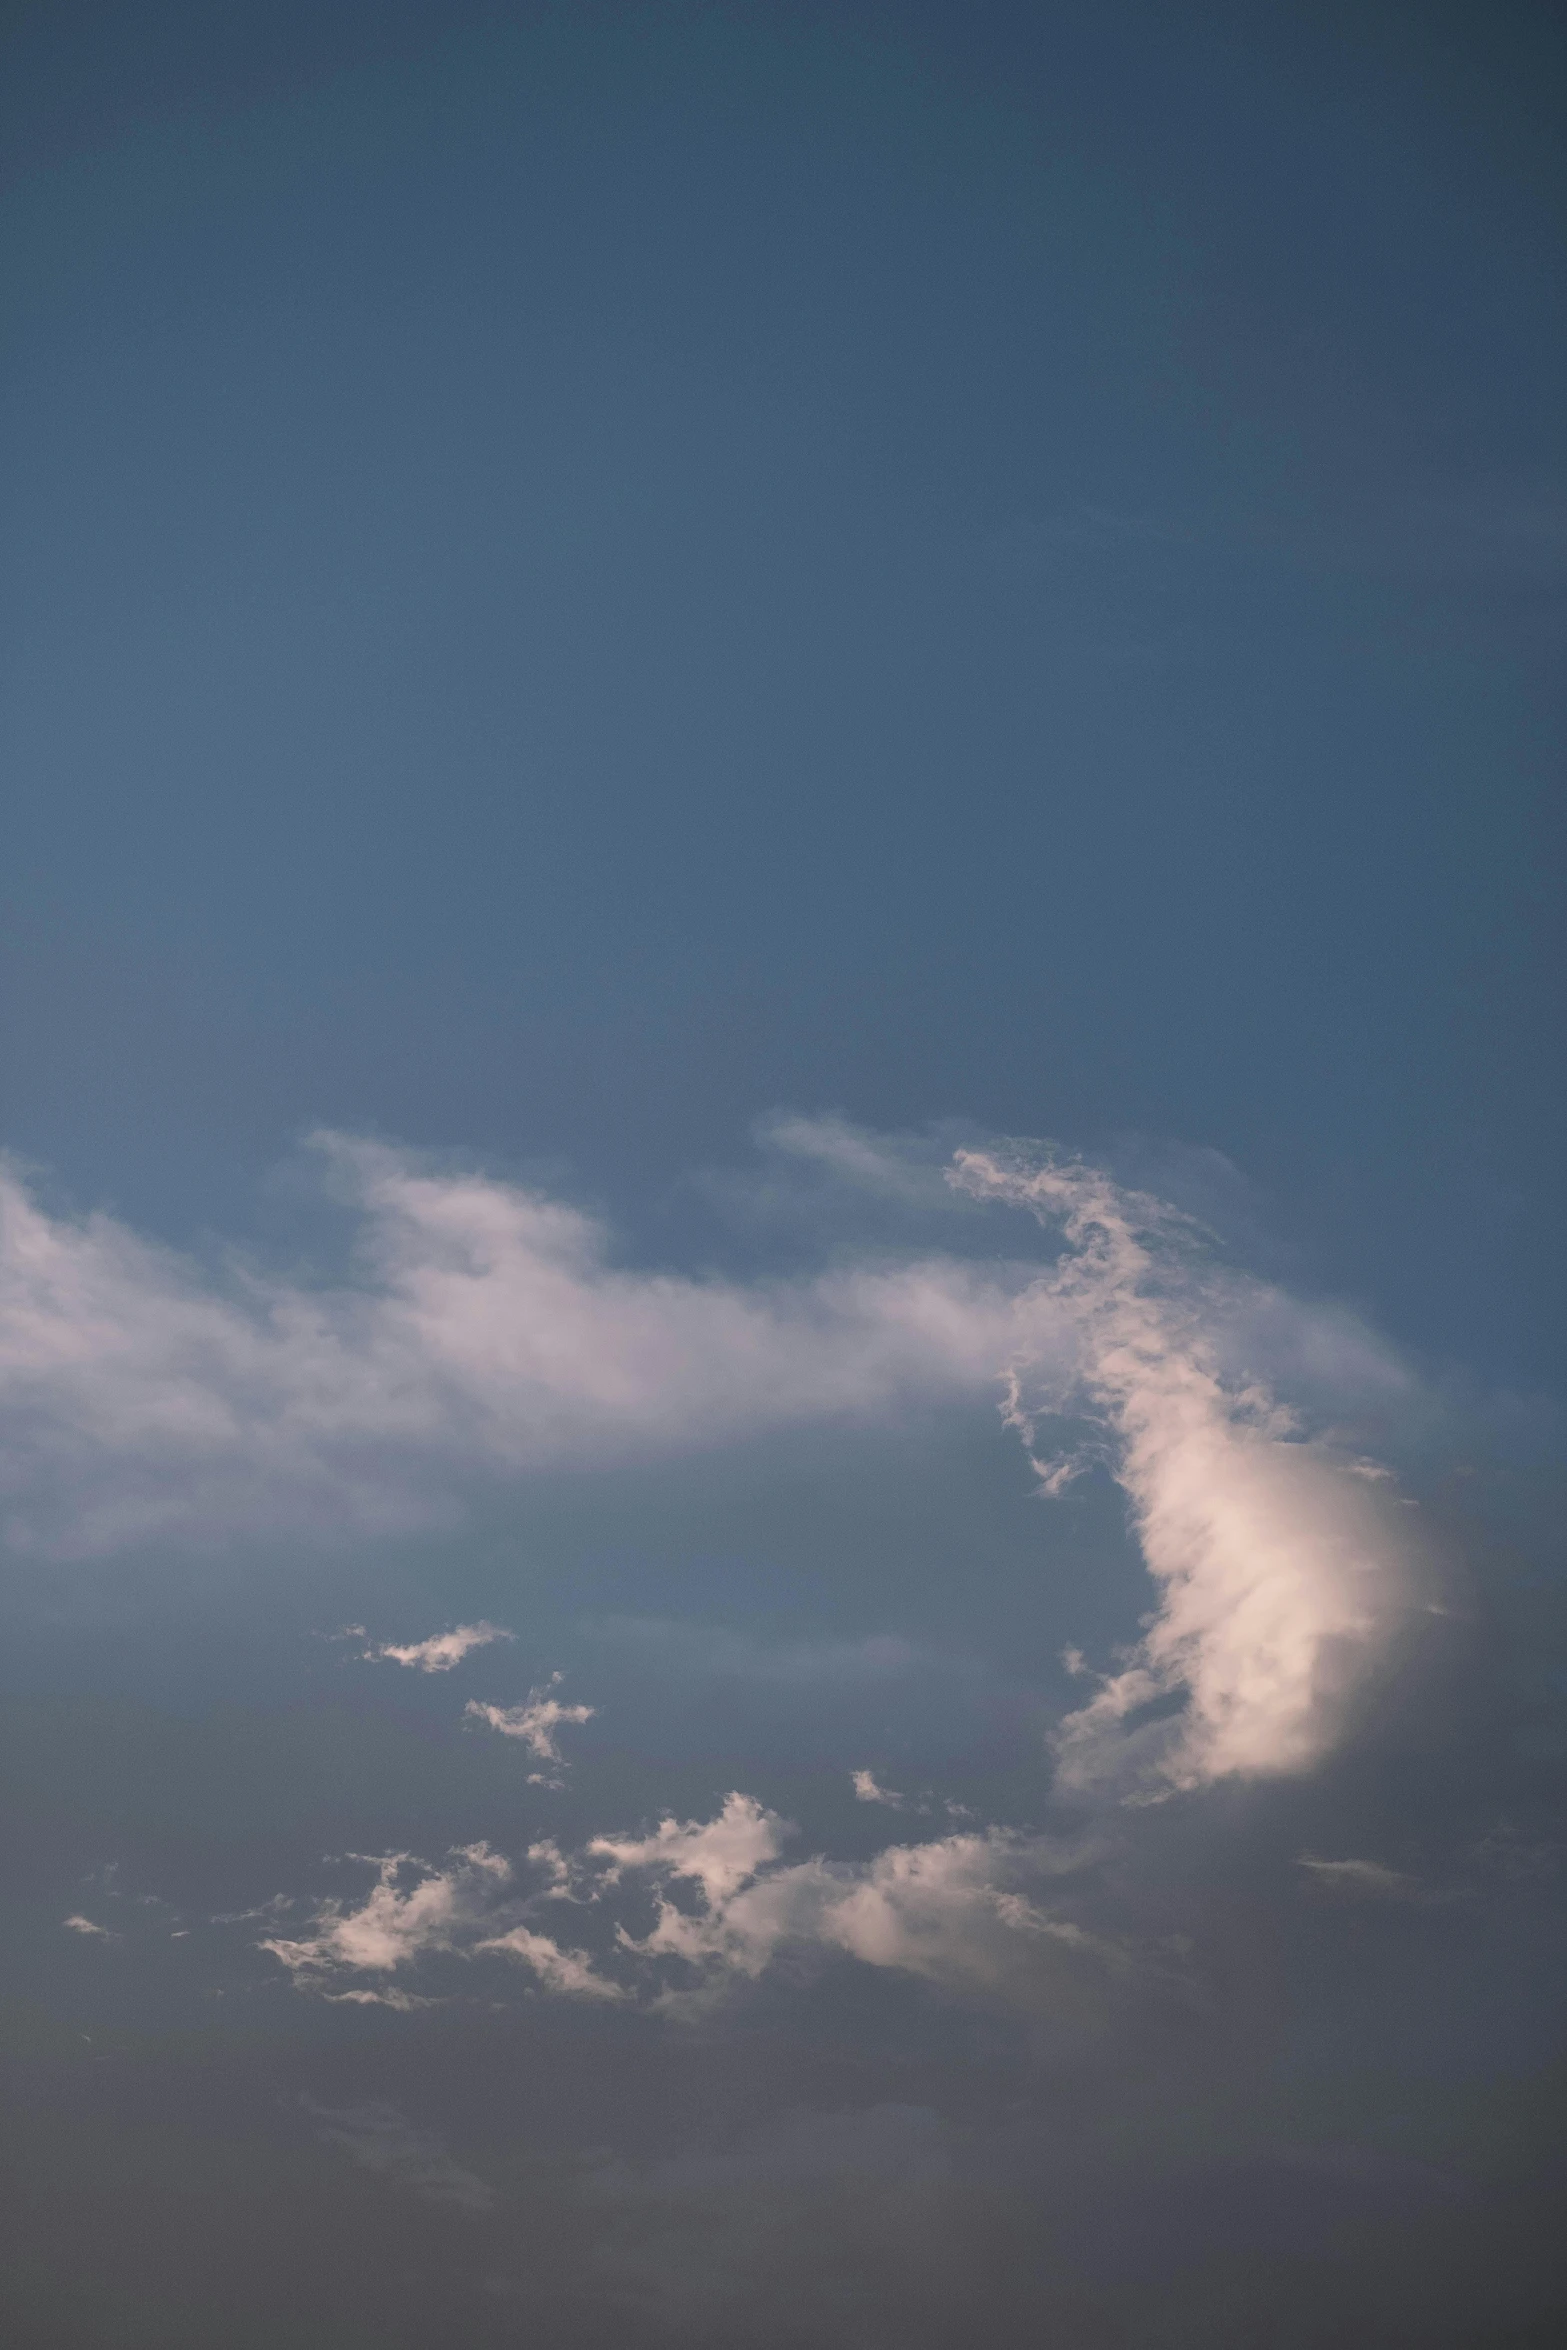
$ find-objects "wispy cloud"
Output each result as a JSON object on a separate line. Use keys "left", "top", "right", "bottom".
{"left": 1296, "top": 1856, "right": 1427, "bottom": 1901}
{"left": 349, "top": 1621, "right": 513, "bottom": 1672}
{"left": 260, "top": 1843, "right": 511, "bottom": 1985}
{"left": 473, "top": 1924, "right": 625, "bottom": 1998}
{"left": 465, "top": 1674, "right": 595, "bottom": 1782}
{"left": 261, "top": 1840, "right": 615, "bottom": 2006}
{"left": 0, "top": 1135, "right": 1024, "bottom": 1558}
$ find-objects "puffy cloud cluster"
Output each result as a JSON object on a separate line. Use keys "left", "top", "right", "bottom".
{"left": 256, "top": 1795, "right": 1122, "bottom": 2022}
{"left": 591, "top": 1794, "right": 1121, "bottom": 2014}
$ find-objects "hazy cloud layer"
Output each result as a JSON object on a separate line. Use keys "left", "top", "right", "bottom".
{"left": 253, "top": 1792, "right": 1135, "bottom": 2029}
{"left": 8, "top": 1129, "right": 1557, "bottom": 2348}
{"left": 0, "top": 1134, "right": 1025, "bottom": 1557}
{"left": 2, "top": 1128, "right": 1439, "bottom": 1808}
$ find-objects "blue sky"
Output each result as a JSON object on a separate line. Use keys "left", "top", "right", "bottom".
{"left": 2, "top": 7, "right": 1564, "bottom": 2346}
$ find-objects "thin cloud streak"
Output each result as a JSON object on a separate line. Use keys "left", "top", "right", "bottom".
{"left": 350, "top": 1621, "right": 514, "bottom": 1672}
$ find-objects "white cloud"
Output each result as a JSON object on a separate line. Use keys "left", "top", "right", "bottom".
{"left": 352, "top": 1620, "right": 513, "bottom": 1672}
{"left": 473, "top": 1924, "right": 625, "bottom": 1999}
{"left": 303, "top": 2098, "right": 496, "bottom": 2212}
{"left": 591, "top": 1791, "right": 790, "bottom": 1910}
{"left": 250, "top": 1792, "right": 1122, "bottom": 2021}
{"left": 258, "top": 1839, "right": 623, "bottom": 2002}
{"left": 951, "top": 1151, "right": 1427, "bottom": 1794}
{"left": 260, "top": 1843, "right": 511, "bottom": 1985}
{"left": 852, "top": 1770, "right": 905, "bottom": 1806}
{"left": 61, "top": 1913, "right": 111, "bottom": 1937}
{"left": 585, "top": 1793, "right": 1120, "bottom": 2014}
{"left": 465, "top": 1674, "right": 595, "bottom": 1781}
{"left": 0, "top": 1135, "right": 1025, "bottom": 1558}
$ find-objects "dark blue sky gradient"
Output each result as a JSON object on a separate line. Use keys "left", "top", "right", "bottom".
{"left": 4, "top": 4, "right": 1563, "bottom": 1381}
{"left": 3, "top": 17, "right": 1567, "bottom": 2348}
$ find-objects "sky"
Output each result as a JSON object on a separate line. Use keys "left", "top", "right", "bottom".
{"left": 1, "top": 4, "right": 1564, "bottom": 2345}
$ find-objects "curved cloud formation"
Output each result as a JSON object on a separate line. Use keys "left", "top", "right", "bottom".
{"left": 954, "top": 1151, "right": 1426, "bottom": 1791}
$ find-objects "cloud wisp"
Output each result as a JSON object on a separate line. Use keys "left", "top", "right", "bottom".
{"left": 465, "top": 1673, "right": 595, "bottom": 1783}
{"left": 1296, "top": 1856, "right": 1429, "bottom": 1901}
{"left": 260, "top": 1844, "right": 514, "bottom": 1985}
{"left": 0, "top": 1133, "right": 1025, "bottom": 1558}
{"left": 348, "top": 1621, "right": 514, "bottom": 1672}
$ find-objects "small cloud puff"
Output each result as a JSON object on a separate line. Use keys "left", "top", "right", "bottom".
{"left": 465, "top": 1674, "right": 595, "bottom": 1782}
{"left": 349, "top": 1621, "right": 512, "bottom": 1672}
